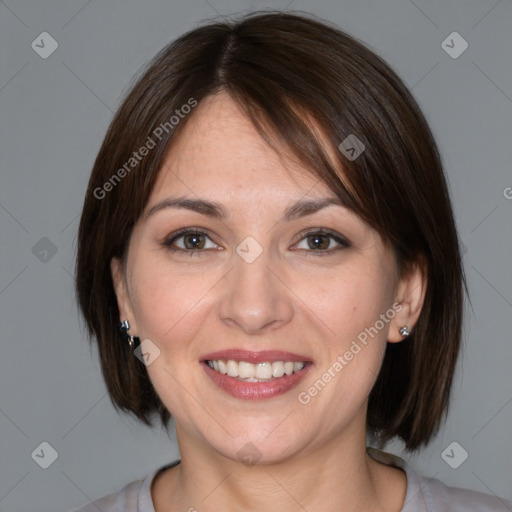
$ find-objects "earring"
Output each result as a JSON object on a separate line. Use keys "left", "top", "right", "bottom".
{"left": 399, "top": 326, "right": 410, "bottom": 338}
{"left": 120, "top": 320, "right": 140, "bottom": 348}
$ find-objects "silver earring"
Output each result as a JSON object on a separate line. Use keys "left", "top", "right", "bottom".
{"left": 120, "top": 320, "right": 140, "bottom": 348}
{"left": 399, "top": 326, "right": 410, "bottom": 338}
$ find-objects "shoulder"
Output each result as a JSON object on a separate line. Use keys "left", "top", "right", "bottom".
{"left": 416, "top": 474, "right": 512, "bottom": 512}
{"left": 68, "top": 478, "right": 144, "bottom": 512}
{"left": 68, "top": 460, "right": 180, "bottom": 512}
{"left": 367, "top": 447, "right": 512, "bottom": 512}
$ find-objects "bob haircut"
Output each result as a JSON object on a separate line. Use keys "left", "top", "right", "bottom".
{"left": 76, "top": 11, "right": 466, "bottom": 452}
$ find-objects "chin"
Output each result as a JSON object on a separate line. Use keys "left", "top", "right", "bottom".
{"left": 205, "top": 427, "right": 306, "bottom": 467}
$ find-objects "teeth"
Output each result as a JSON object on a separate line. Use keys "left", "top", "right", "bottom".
{"left": 272, "top": 361, "right": 284, "bottom": 378}
{"left": 227, "top": 360, "right": 239, "bottom": 377}
{"left": 218, "top": 360, "right": 228, "bottom": 374}
{"left": 293, "top": 362, "right": 304, "bottom": 372}
{"left": 256, "top": 362, "right": 273, "bottom": 379}
{"left": 238, "top": 361, "right": 255, "bottom": 378}
{"left": 206, "top": 359, "right": 307, "bottom": 380}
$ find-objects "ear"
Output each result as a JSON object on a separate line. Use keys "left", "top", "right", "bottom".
{"left": 388, "top": 257, "right": 427, "bottom": 343}
{"left": 110, "top": 257, "right": 138, "bottom": 332}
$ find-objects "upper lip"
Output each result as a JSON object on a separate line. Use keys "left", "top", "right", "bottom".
{"left": 201, "top": 349, "right": 312, "bottom": 364}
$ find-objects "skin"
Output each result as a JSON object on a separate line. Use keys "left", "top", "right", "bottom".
{"left": 111, "top": 92, "right": 426, "bottom": 512}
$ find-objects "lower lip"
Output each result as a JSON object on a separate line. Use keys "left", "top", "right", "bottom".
{"left": 201, "top": 362, "right": 313, "bottom": 400}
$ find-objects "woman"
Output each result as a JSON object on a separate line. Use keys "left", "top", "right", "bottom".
{"left": 73, "top": 11, "right": 511, "bottom": 511}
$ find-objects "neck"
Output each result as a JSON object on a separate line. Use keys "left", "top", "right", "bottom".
{"left": 154, "top": 419, "right": 406, "bottom": 512}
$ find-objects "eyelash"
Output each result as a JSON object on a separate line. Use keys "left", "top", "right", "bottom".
{"left": 161, "top": 228, "right": 350, "bottom": 257}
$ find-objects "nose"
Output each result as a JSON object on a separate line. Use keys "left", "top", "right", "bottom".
{"left": 217, "top": 244, "right": 294, "bottom": 335}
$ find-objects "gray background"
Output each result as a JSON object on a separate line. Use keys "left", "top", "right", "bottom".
{"left": 1, "top": 0, "right": 511, "bottom": 510}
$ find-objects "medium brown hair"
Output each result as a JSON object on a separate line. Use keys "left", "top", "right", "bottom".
{"left": 76, "top": 11, "right": 466, "bottom": 451}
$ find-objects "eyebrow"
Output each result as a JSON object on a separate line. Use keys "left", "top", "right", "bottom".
{"left": 146, "top": 195, "right": 345, "bottom": 222}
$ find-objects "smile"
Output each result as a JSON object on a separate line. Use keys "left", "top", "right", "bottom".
{"left": 206, "top": 359, "right": 306, "bottom": 381}
{"left": 200, "top": 349, "right": 313, "bottom": 400}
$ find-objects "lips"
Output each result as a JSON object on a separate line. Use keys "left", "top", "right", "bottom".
{"left": 200, "top": 349, "right": 313, "bottom": 400}
{"left": 201, "top": 349, "right": 311, "bottom": 364}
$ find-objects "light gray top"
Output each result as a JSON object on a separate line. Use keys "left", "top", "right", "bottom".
{"left": 70, "top": 448, "right": 511, "bottom": 511}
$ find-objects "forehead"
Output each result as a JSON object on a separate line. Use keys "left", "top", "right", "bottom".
{"left": 148, "top": 92, "right": 331, "bottom": 205}
{"left": 137, "top": 92, "right": 393, "bottom": 270}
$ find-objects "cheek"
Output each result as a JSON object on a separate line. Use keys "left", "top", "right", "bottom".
{"left": 306, "top": 261, "right": 395, "bottom": 347}
{"left": 127, "top": 254, "right": 214, "bottom": 343}
{"left": 127, "top": 262, "right": 214, "bottom": 420}
{"left": 297, "top": 262, "right": 394, "bottom": 405}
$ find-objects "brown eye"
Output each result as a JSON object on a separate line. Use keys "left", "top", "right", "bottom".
{"left": 293, "top": 229, "right": 350, "bottom": 255}
{"left": 306, "top": 234, "right": 331, "bottom": 250}
{"left": 183, "top": 233, "right": 206, "bottom": 249}
{"left": 162, "top": 229, "right": 219, "bottom": 254}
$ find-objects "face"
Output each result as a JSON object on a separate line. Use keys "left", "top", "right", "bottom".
{"left": 112, "top": 92, "right": 422, "bottom": 464}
